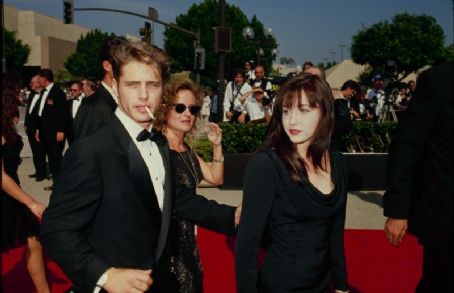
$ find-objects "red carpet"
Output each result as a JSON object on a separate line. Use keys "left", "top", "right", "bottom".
{"left": 2, "top": 229, "right": 422, "bottom": 293}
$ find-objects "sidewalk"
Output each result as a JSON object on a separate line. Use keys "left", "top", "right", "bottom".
{"left": 16, "top": 107, "right": 386, "bottom": 230}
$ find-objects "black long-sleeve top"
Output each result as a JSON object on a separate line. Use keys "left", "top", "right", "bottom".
{"left": 236, "top": 149, "right": 348, "bottom": 293}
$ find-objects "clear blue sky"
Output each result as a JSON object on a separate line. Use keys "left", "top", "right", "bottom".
{"left": 5, "top": 0, "right": 454, "bottom": 66}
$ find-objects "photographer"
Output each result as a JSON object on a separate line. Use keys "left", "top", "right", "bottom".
{"left": 223, "top": 69, "right": 252, "bottom": 123}
{"left": 244, "top": 86, "right": 272, "bottom": 123}
{"left": 366, "top": 75, "right": 386, "bottom": 120}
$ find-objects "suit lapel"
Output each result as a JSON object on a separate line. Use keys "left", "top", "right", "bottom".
{"left": 108, "top": 116, "right": 161, "bottom": 226}
{"left": 153, "top": 137, "right": 172, "bottom": 262}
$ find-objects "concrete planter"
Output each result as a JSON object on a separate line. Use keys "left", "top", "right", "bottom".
{"left": 221, "top": 152, "right": 388, "bottom": 191}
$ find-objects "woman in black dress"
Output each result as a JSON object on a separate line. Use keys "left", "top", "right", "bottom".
{"left": 2, "top": 75, "right": 50, "bottom": 293}
{"left": 236, "top": 74, "right": 349, "bottom": 293}
{"left": 154, "top": 77, "right": 227, "bottom": 292}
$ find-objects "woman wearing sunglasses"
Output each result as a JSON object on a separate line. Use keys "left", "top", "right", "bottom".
{"left": 154, "top": 77, "right": 226, "bottom": 292}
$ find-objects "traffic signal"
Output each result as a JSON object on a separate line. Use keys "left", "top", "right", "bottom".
{"left": 63, "top": 0, "right": 73, "bottom": 24}
{"left": 194, "top": 48, "right": 205, "bottom": 70}
{"left": 139, "top": 22, "right": 152, "bottom": 45}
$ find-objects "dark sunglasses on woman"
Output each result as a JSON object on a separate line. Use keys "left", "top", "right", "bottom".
{"left": 171, "top": 103, "right": 201, "bottom": 116}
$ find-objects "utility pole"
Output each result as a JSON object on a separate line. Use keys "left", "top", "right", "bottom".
{"left": 338, "top": 44, "right": 346, "bottom": 62}
{"left": 216, "top": 0, "right": 226, "bottom": 123}
{"left": 329, "top": 51, "right": 336, "bottom": 64}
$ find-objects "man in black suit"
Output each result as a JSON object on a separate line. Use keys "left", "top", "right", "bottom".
{"left": 74, "top": 38, "right": 125, "bottom": 140}
{"left": 40, "top": 40, "right": 237, "bottom": 293}
{"left": 66, "top": 81, "right": 84, "bottom": 144}
{"left": 383, "top": 61, "right": 453, "bottom": 292}
{"left": 36, "top": 68, "right": 68, "bottom": 190}
{"left": 24, "top": 75, "right": 47, "bottom": 181}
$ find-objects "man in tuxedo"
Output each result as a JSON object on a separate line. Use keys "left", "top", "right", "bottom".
{"left": 36, "top": 68, "right": 68, "bottom": 190}
{"left": 66, "top": 81, "right": 84, "bottom": 144}
{"left": 383, "top": 61, "right": 453, "bottom": 292}
{"left": 40, "top": 40, "right": 237, "bottom": 293}
{"left": 24, "top": 75, "right": 47, "bottom": 181}
{"left": 74, "top": 37, "right": 125, "bottom": 140}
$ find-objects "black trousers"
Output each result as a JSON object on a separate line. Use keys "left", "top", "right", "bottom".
{"left": 27, "top": 130, "right": 47, "bottom": 178}
{"left": 42, "top": 139, "right": 65, "bottom": 180}
{"left": 416, "top": 233, "right": 453, "bottom": 293}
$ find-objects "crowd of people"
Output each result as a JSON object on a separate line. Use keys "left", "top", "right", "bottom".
{"left": 2, "top": 36, "right": 452, "bottom": 293}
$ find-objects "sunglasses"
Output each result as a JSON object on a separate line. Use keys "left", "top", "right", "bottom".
{"left": 171, "top": 103, "right": 201, "bottom": 116}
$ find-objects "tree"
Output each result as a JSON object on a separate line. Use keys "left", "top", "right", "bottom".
{"left": 351, "top": 13, "right": 451, "bottom": 81}
{"left": 279, "top": 57, "right": 295, "bottom": 65}
{"left": 64, "top": 29, "right": 120, "bottom": 80}
{"left": 163, "top": 0, "right": 277, "bottom": 87}
{"left": 3, "top": 29, "right": 30, "bottom": 72}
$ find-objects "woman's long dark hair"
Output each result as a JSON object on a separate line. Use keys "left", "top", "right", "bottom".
{"left": 261, "top": 74, "right": 334, "bottom": 184}
{"left": 2, "top": 74, "right": 21, "bottom": 144}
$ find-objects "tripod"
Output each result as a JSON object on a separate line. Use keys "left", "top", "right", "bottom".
{"left": 379, "top": 102, "right": 398, "bottom": 122}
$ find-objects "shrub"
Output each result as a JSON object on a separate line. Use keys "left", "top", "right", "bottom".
{"left": 217, "top": 121, "right": 397, "bottom": 154}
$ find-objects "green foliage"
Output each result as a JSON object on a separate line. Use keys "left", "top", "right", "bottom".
{"left": 219, "top": 122, "right": 268, "bottom": 153}
{"left": 345, "top": 122, "right": 397, "bottom": 153}
{"left": 64, "top": 29, "right": 119, "bottom": 80}
{"left": 351, "top": 13, "right": 450, "bottom": 80}
{"left": 3, "top": 29, "right": 30, "bottom": 72}
{"left": 217, "top": 121, "right": 397, "bottom": 154}
{"left": 163, "top": 0, "right": 277, "bottom": 87}
{"left": 188, "top": 136, "right": 213, "bottom": 161}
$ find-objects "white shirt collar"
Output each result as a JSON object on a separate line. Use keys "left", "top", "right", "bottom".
{"left": 101, "top": 81, "right": 118, "bottom": 105}
{"left": 45, "top": 83, "right": 54, "bottom": 92}
{"left": 115, "top": 108, "right": 152, "bottom": 140}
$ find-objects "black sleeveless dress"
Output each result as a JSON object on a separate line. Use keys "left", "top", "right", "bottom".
{"left": 1, "top": 135, "right": 40, "bottom": 252}
{"left": 156, "top": 147, "right": 204, "bottom": 293}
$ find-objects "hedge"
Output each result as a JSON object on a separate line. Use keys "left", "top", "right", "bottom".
{"left": 190, "top": 121, "right": 397, "bottom": 159}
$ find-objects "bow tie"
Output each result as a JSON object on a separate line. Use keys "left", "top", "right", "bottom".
{"left": 136, "top": 129, "right": 164, "bottom": 144}
{"left": 73, "top": 97, "right": 79, "bottom": 101}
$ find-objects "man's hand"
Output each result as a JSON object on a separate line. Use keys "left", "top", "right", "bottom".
{"left": 103, "top": 268, "right": 152, "bottom": 293}
{"left": 225, "top": 111, "right": 233, "bottom": 119}
{"left": 238, "top": 113, "right": 246, "bottom": 124}
{"left": 384, "top": 218, "right": 408, "bottom": 247}
{"left": 56, "top": 132, "right": 65, "bottom": 142}
{"left": 35, "top": 130, "right": 40, "bottom": 143}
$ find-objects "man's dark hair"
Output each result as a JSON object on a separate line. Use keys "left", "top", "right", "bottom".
{"left": 232, "top": 68, "right": 245, "bottom": 79}
{"left": 341, "top": 80, "right": 360, "bottom": 91}
{"left": 38, "top": 68, "right": 54, "bottom": 82}
{"left": 98, "top": 37, "right": 126, "bottom": 78}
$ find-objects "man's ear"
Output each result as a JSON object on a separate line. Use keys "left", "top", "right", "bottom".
{"left": 102, "top": 60, "right": 112, "bottom": 72}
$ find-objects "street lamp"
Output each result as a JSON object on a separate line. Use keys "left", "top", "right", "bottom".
{"left": 242, "top": 26, "right": 274, "bottom": 66}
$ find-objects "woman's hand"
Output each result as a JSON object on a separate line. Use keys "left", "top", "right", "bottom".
{"left": 28, "top": 202, "right": 46, "bottom": 219}
{"left": 205, "top": 122, "right": 222, "bottom": 146}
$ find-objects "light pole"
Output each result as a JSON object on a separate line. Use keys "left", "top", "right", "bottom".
{"left": 242, "top": 26, "right": 273, "bottom": 66}
{"left": 338, "top": 44, "right": 346, "bottom": 62}
{"left": 329, "top": 51, "right": 336, "bottom": 64}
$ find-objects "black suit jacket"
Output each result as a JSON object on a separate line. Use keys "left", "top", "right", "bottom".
{"left": 40, "top": 115, "right": 235, "bottom": 293}
{"left": 24, "top": 91, "right": 40, "bottom": 135}
{"left": 66, "top": 98, "right": 82, "bottom": 144}
{"left": 38, "top": 84, "right": 68, "bottom": 140}
{"left": 74, "top": 84, "right": 117, "bottom": 140}
{"left": 383, "top": 62, "right": 454, "bottom": 241}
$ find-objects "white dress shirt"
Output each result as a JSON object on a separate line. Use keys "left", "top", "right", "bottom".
{"left": 38, "top": 83, "right": 54, "bottom": 116}
{"left": 28, "top": 92, "right": 41, "bottom": 114}
{"left": 115, "top": 108, "right": 165, "bottom": 211}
